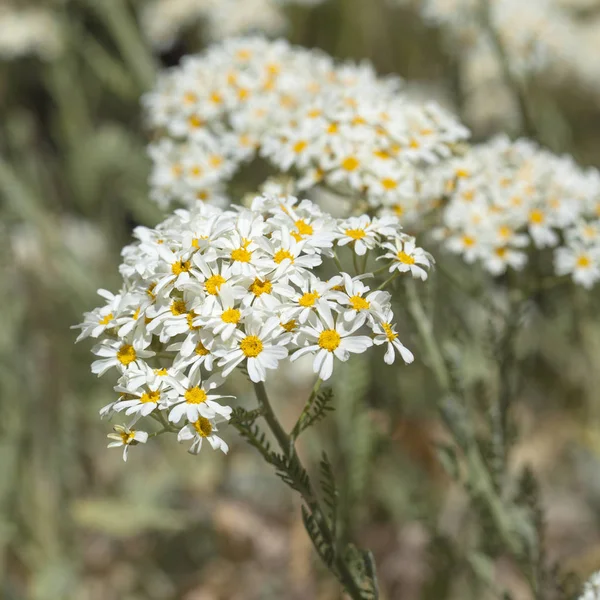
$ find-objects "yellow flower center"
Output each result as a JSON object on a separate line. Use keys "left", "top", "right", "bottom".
{"left": 577, "top": 255, "right": 591, "bottom": 268}
{"left": 455, "top": 168, "right": 469, "bottom": 178}
{"left": 295, "top": 219, "right": 314, "bottom": 236}
{"left": 293, "top": 140, "right": 308, "bottom": 153}
{"left": 274, "top": 249, "right": 294, "bottom": 264}
{"left": 187, "top": 312, "right": 199, "bottom": 330}
{"left": 495, "top": 247, "right": 507, "bottom": 258}
{"left": 249, "top": 278, "right": 273, "bottom": 296}
{"left": 231, "top": 247, "right": 252, "bottom": 263}
{"left": 170, "top": 300, "right": 187, "bottom": 316}
{"left": 341, "top": 156, "right": 360, "bottom": 171}
{"left": 382, "top": 322, "right": 397, "bottom": 342}
{"left": 345, "top": 228, "right": 366, "bottom": 240}
{"left": 117, "top": 344, "right": 136, "bottom": 366}
{"left": 319, "top": 329, "right": 341, "bottom": 352}
{"left": 99, "top": 313, "right": 113, "bottom": 325}
{"left": 349, "top": 295, "right": 370, "bottom": 311}
{"left": 397, "top": 251, "right": 415, "bottom": 264}
{"left": 529, "top": 209, "right": 544, "bottom": 224}
{"left": 240, "top": 335, "right": 264, "bottom": 358}
{"left": 183, "top": 92, "right": 197, "bottom": 104}
{"left": 120, "top": 431, "right": 136, "bottom": 444}
{"left": 299, "top": 291, "right": 319, "bottom": 307}
{"left": 195, "top": 341, "right": 210, "bottom": 356}
{"left": 193, "top": 417, "right": 212, "bottom": 437}
{"left": 498, "top": 225, "right": 512, "bottom": 238}
{"left": 381, "top": 178, "right": 397, "bottom": 190}
{"left": 393, "top": 204, "right": 404, "bottom": 216}
{"left": 147, "top": 283, "right": 157, "bottom": 299}
{"left": 462, "top": 235, "right": 476, "bottom": 247}
{"left": 140, "top": 390, "right": 160, "bottom": 404}
{"left": 221, "top": 308, "right": 241, "bottom": 324}
{"left": 185, "top": 387, "right": 207, "bottom": 404}
{"left": 154, "top": 368, "right": 168, "bottom": 376}
{"left": 188, "top": 115, "right": 203, "bottom": 128}
{"left": 281, "top": 319, "right": 297, "bottom": 332}
{"left": 205, "top": 274, "right": 226, "bottom": 295}
{"left": 172, "top": 260, "right": 191, "bottom": 276}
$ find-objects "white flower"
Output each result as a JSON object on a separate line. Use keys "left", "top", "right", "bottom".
{"left": 177, "top": 414, "right": 230, "bottom": 455}
{"left": 291, "top": 305, "right": 373, "bottom": 380}
{"left": 380, "top": 236, "right": 432, "bottom": 280}
{"left": 336, "top": 215, "right": 380, "bottom": 256}
{"left": 107, "top": 425, "right": 149, "bottom": 462}
{"left": 372, "top": 312, "right": 414, "bottom": 365}
{"left": 555, "top": 244, "right": 600, "bottom": 289}
{"left": 216, "top": 315, "right": 288, "bottom": 382}
{"left": 91, "top": 338, "right": 155, "bottom": 377}
{"left": 166, "top": 370, "right": 233, "bottom": 423}
{"left": 333, "top": 273, "right": 390, "bottom": 328}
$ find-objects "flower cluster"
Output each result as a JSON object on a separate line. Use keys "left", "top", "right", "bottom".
{"left": 76, "top": 193, "right": 432, "bottom": 460}
{"left": 140, "top": 0, "right": 325, "bottom": 50}
{"left": 432, "top": 136, "right": 600, "bottom": 287}
{"left": 396, "top": 0, "right": 600, "bottom": 98}
{"left": 143, "top": 36, "right": 469, "bottom": 220}
{"left": 579, "top": 571, "right": 600, "bottom": 600}
{"left": 0, "top": 5, "right": 63, "bottom": 61}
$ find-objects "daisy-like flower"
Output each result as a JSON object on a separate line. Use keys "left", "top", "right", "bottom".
{"left": 177, "top": 414, "right": 230, "bottom": 455}
{"left": 113, "top": 364, "right": 171, "bottom": 418}
{"left": 281, "top": 274, "right": 342, "bottom": 324}
{"left": 555, "top": 244, "right": 600, "bottom": 289}
{"left": 379, "top": 236, "right": 433, "bottom": 280}
{"left": 74, "top": 289, "right": 128, "bottom": 342}
{"left": 107, "top": 425, "right": 149, "bottom": 462}
{"left": 91, "top": 338, "right": 155, "bottom": 377}
{"left": 166, "top": 370, "right": 233, "bottom": 423}
{"left": 291, "top": 304, "right": 373, "bottom": 380}
{"left": 216, "top": 315, "right": 288, "bottom": 382}
{"left": 372, "top": 312, "right": 414, "bottom": 365}
{"left": 336, "top": 215, "right": 381, "bottom": 256}
{"left": 333, "top": 272, "right": 390, "bottom": 328}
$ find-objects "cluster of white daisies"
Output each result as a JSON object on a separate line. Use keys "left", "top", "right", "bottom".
{"left": 143, "top": 36, "right": 469, "bottom": 221}
{"left": 76, "top": 193, "right": 432, "bottom": 460}
{"left": 431, "top": 136, "right": 600, "bottom": 287}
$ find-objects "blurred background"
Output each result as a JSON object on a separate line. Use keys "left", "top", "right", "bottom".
{"left": 3, "top": 0, "right": 600, "bottom": 598}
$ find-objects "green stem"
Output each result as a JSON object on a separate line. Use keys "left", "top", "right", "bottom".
{"left": 477, "top": 0, "right": 536, "bottom": 138}
{"left": 353, "top": 250, "right": 361, "bottom": 275}
{"left": 405, "top": 279, "right": 526, "bottom": 558}
{"left": 376, "top": 272, "right": 401, "bottom": 291}
{"left": 251, "top": 381, "right": 368, "bottom": 600}
{"left": 333, "top": 252, "right": 344, "bottom": 273}
{"left": 91, "top": 0, "right": 156, "bottom": 91}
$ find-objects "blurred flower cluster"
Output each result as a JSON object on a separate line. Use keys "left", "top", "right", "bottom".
{"left": 140, "top": 0, "right": 326, "bottom": 50}
{"left": 144, "top": 36, "right": 469, "bottom": 221}
{"left": 432, "top": 135, "right": 600, "bottom": 286}
{"left": 0, "top": 4, "right": 63, "bottom": 60}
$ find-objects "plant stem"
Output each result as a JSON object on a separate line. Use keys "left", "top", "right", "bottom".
{"left": 251, "top": 381, "right": 368, "bottom": 600}
{"left": 477, "top": 0, "right": 536, "bottom": 138}
{"left": 404, "top": 279, "right": 528, "bottom": 558}
{"left": 376, "top": 272, "right": 401, "bottom": 291}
